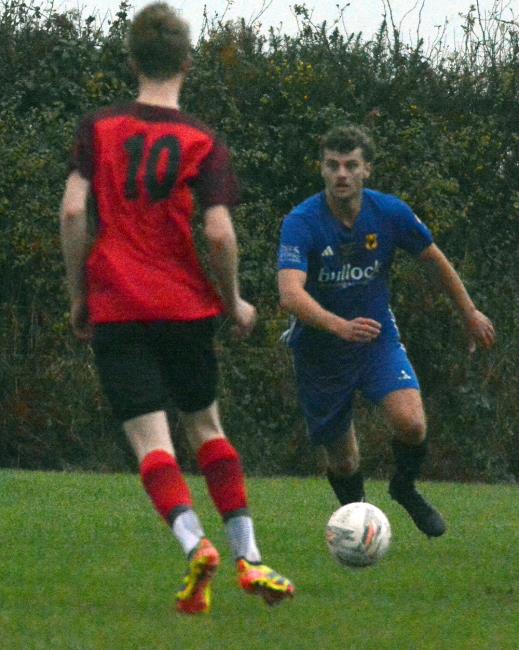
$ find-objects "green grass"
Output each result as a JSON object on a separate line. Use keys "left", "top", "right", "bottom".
{"left": 1, "top": 470, "right": 518, "bottom": 649}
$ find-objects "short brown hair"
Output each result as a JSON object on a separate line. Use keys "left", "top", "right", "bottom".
{"left": 319, "top": 125, "right": 375, "bottom": 162}
{"left": 128, "top": 3, "right": 191, "bottom": 80}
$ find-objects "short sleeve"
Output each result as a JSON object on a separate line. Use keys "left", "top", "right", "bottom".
{"left": 394, "top": 200, "right": 434, "bottom": 256}
{"left": 193, "top": 140, "right": 240, "bottom": 209}
{"left": 278, "top": 212, "right": 314, "bottom": 272}
{"left": 69, "top": 114, "right": 95, "bottom": 179}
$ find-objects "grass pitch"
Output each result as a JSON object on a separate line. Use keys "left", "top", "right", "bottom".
{"left": 1, "top": 470, "right": 518, "bottom": 649}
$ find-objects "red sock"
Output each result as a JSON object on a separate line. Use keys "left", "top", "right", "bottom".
{"left": 140, "top": 450, "right": 192, "bottom": 523}
{"left": 197, "top": 438, "right": 248, "bottom": 518}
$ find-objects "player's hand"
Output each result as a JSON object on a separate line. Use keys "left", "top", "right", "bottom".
{"left": 230, "top": 298, "right": 257, "bottom": 339}
{"left": 70, "top": 297, "right": 93, "bottom": 341}
{"left": 465, "top": 310, "right": 495, "bottom": 353}
{"left": 336, "top": 317, "right": 382, "bottom": 343}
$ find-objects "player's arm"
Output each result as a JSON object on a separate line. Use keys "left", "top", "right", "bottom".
{"left": 419, "top": 243, "right": 495, "bottom": 351}
{"left": 278, "top": 268, "right": 381, "bottom": 343}
{"left": 203, "top": 205, "right": 256, "bottom": 338}
{"left": 59, "top": 171, "right": 93, "bottom": 341}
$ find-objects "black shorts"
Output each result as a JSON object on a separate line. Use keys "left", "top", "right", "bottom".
{"left": 92, "top": 319, "right": 218, "bottom": 422}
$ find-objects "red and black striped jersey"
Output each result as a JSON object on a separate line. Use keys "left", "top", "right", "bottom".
{"left": 70, "top": 101, "right": 240, "bottom": 323}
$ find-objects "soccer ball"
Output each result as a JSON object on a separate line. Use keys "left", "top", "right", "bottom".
{"left": 326, "top": 502, "right": 391, "bottom": 568}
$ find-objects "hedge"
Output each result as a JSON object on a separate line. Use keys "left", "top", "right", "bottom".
{"left": 1, "top": 1, "right": 518, "bottom": 480}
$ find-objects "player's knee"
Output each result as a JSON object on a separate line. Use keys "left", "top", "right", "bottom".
{"left": 328, "top": 454, "right": 360, "bottom": 478}
{"left": 180, "top": 401, "right": 225, "bottom": 450}
{"left": 394, "top": 416, "right": 426, "bottom": 445}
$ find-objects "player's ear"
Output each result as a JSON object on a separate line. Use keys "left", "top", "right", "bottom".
{"left": 180, "top": 55, "right": 193, "bottom": 75}
{"left": 128, "top": 57, "right": 139, "bottom": 77}
{"left": 319, "top": 158, "right": 326, "bottom": 178}
{"left": 363, "top": 161, "right": 372, "bottom": 180}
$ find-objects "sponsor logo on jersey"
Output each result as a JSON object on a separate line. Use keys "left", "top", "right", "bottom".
{"left": 398, "top": 369, "right": 412, "bottom": 381}
{"left": 279, "top": 244, "right": 302, "bottom": 264}
{"left": 318, "top": 259, "right": 381, "bottom": 284}
{"left": 365, "top": 233, "right": 378, "bottom": 250}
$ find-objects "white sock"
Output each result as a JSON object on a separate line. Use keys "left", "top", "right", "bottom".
{"left": 172, "top": 509, "right": 205, "bottom": 557}
{"left": 225, "top": 514, "right": 261, "bottom": 563}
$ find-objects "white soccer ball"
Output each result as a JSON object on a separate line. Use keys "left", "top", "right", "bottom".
{"left": 326, "top": 502, "right": 392, "bottom": 568}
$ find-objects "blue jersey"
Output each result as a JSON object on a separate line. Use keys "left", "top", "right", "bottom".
{"left": 278, "top": 189, "right": 433, "bottom": 353}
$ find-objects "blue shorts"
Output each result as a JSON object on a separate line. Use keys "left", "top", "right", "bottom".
{"left": 292, "top": 338, "right": 420, "bottom": 446}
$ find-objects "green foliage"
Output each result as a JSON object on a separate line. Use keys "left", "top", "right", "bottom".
{"left": 1, "top": 0, "right": 518, "bottom": 479}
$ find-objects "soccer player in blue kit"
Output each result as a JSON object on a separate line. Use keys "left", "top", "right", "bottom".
{"left": 278, "top": 125, "right": 496, "bottom": 537}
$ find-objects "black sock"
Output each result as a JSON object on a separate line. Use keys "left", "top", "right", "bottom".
{"left": 391, "top": 439, "right": 427, "bottom": 484}
{"left": 327, "top": 470, "right": 365, "bottom": 505}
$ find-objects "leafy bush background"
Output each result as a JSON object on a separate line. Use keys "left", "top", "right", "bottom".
{"left": 1, "top": 0, "right": 518, "bottom": 480}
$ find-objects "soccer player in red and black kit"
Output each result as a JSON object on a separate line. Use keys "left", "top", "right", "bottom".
{"left": 59, "top": 2, "right": 294, "bottom": 615}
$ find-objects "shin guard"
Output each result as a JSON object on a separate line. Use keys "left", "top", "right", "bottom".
{"left": 197, "top": 438, "right": 248, "bottom": 518}
{"left": 140, "top": 450, "right": 192, "bottom": 523}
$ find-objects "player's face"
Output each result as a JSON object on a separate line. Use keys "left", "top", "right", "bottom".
{"left": 321, "top": 148, "right": 371, "bottom": 201}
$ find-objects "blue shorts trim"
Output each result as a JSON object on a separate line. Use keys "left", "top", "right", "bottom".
{"left": 293, "top": 338, "right": 420, "bottom": 446}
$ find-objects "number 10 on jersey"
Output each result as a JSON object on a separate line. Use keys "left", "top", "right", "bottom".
{"left": 124, "top": 134, "right": 180, "bottom": 202}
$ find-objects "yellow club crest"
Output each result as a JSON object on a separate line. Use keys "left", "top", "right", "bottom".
{"left": 365, "top": 233, "right": 378, "bottom": 250}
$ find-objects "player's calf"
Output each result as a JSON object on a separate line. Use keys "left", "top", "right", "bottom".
{"left": 327, "top": 469, "right": 365, "bottom": 505}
